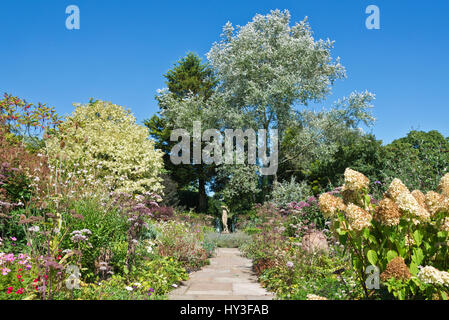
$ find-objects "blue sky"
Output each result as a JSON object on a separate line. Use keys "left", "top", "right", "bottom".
{"left": 0, "top": 0, "right": 448, "bottom": 144}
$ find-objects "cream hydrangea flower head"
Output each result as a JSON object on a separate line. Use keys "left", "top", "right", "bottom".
{"left": 411, "top": 190, "right": 427, "bottom": 210}
{"left": 374, "top": 197, "right": 401, "bottom": 226}
{"left": 425, "top": 191, "right": 444, "bottom": 216}
{"left": 396, "top": 192, "right": 430, "bottom": 224}
{"left": 319, "top": 193, "right": 346, "bottom": 219}
{"left": 440, "top": 217, "right": 449, "bottom": 232}
{"left": 342, "top": 168, "right": 369, "bottom": 191}
{"left": 345, "top": 203, "right": 372, "bottom": 231}
{"left": 386, "top": 178, "right": 410, "bottom": 202}
{"left": 417, "top": 266, "right": 449, "bottom": 286}
{"left": 438, "top": 173, "right": 449, "bottom": 197}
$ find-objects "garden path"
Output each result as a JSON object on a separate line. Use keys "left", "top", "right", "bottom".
{"left": 169, "top": 248, "right": 274, "bottom": 300}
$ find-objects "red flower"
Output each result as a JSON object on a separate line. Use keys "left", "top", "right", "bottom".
{"left": 18, "top": 268, "right": 23, "bottom": 272}
{"left": 16, "top": 288, "right": 24, "bottom": 294}
{"left": 17, "top": 275, "right": 22, "bottom": 279}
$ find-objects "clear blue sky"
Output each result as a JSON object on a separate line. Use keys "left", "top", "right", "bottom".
{"left": 1, "top": 0, "right": 448, "bottom": 144}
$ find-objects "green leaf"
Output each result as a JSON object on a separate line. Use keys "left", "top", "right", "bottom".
{"left": 363, "top": 228, "right": 370, "bottom": 240}
{"left": 409, "top": 262, "right": 419, "bottom": 276}
{"left": 412, "top": 248, "right": 424, "bottom": 265}
{"left": 413, "top": 230, "right": 423, "bottom": 247}
{"left": 386, "top": 250, "right": 398, "bottom": 262}
{"left": 367, "top": 250, "right": 378, "bottom": 266}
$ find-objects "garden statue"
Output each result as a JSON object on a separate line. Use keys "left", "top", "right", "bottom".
{"left": 221, "top": 205, "right": 229, "bottom": 234}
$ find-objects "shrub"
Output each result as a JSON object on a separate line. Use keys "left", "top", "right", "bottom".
{"left": 270, "top": 177, "right": 312, "bottom": 209}
{"left": 154, "top": 220, "right": 211, "bottom": 272}
{"left": 45, "top": 99, "right": 164, "bottom": 195}
{"left": 60, "top": 199, "right": 128, "bottom": 281}
{"left": 153, "top": 206, "right": 175, "bottom": 221}
{"left": 320, "top": 168, "right": 449, "bottom": 299}
{"left": 204, "top": 231, "right": 252, "bottom": 248}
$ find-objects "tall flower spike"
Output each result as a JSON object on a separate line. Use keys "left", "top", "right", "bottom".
{"left": 343, "top": 168, "right": 370, "bottom": 191}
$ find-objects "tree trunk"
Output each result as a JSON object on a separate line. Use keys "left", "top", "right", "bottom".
{"left": 198, "top": 176, "right": 207, "bottom": 213}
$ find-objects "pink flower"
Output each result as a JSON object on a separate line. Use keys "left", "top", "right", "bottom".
{"left": 2, "top": 268, "right": 11, "bottom": 275}
{"left": 10, "top": 237, "right": 17, "bottom": 241}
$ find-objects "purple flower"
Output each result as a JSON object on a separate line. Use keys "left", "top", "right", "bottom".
{"left": 286, "top": 261, "right": 294, "bottom": 268}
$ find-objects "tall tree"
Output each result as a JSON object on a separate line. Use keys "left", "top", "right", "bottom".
{"left": 146, "top": 52, "right": 218, "bottom": 212}
{"left": 206, "top": 9, "right": 375, "bottom": 195}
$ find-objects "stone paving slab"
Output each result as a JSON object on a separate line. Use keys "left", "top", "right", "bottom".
{"left": 169, "top": 248, "right": 274, "bottom": 300}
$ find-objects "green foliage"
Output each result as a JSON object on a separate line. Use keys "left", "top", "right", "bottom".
{"left": 164, "top": 52, "right": 218, "bottom": 100}
{"left": 381, "top": 130, "right": 449, "bottom": 192}
{"left": 61, "top": 199, "right": 128, "bottom": 281}
{"left": 130, "top": 256, "right": 188, "bottom": 295}
{"left": 307, "top": 133, "right": 385, "bottom": 190}
{"left": 204, "top": 231, "right": 252, "bottom": 248}
{"left": 270, "top": 177, "right": 312, "bottom": 209}
{"left": 154, "top": 220, "right": 212, "bottom": 272}
{"left": 214, "top": 164, "right": 260, "bottom": 212}
{"left": 147, "top": 53, "right": 218, "bottom": 212}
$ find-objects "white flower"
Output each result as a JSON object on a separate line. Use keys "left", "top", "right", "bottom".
{"left": 125, "top": 286, "right": 133, "bottom": 291}
{"left": 28, "top": 226, "right": 40, "bottom": 233}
